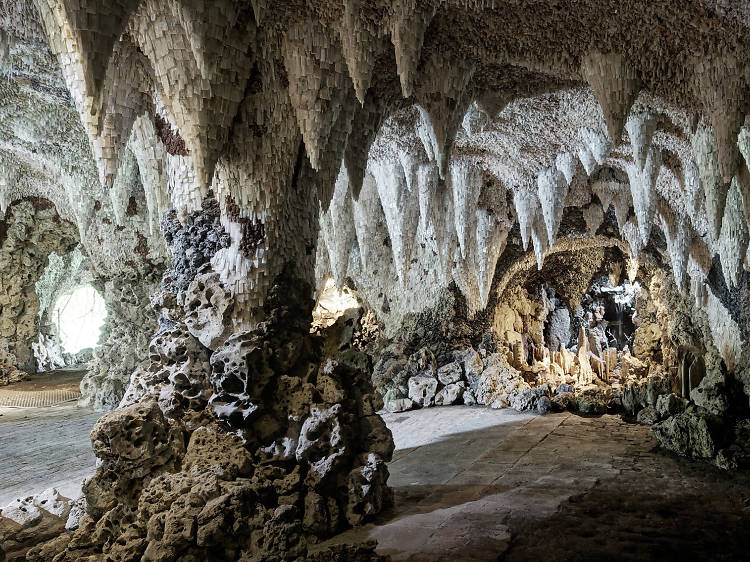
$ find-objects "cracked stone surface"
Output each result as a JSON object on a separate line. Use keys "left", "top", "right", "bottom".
{"left": 319, "top": 406, "right": 750, "bottom": 561}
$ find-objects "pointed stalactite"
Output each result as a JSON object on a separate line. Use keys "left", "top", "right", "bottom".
{"left": 612, "top": 188, "right": 633, "bottom": 232}
{"left": 577, "top": 144, "right": 597, "bottom": 176}
{"left": 417, "top": 162, "right": 438, "bottom": 234}
{"left": 321, "top": 166, "right": 357, "bottom": 288}
{"left": 390, "top": 0, "right": 435, "bottom": 98}
{"left": 513, "top": 187, "right": 539, "bottom": 251}
{"left": 132, "top": 0, "right": 256, "bottom": 196}
{"left": 692, "top": 121, "right": 728, "bottom": 241}
{"left": 372, "top": 159, "right": 420, "bottom": 285}
{"left": 735, "top": 128, "right": 750, "bottom": 233}
{"left": 433, "top": 178, "right": 458, "bottom": 285}
{"left": 345, "top": 94, "right": 389, "bottom": 200}
{"left": 694, "top": 56, "right": 747, "bottom": 185}
{"left": 659, "top": 205, "right": 691, "bottom": 292}
{"left": 626, "top": 146, "right": 662, "bottom": 245}
{"left": 681, "top": 157, "right": 703, "bottom": 220}
{"left": 718, "top": 177, "right": 749, "bottom": 288}
{"left": 621, "top": 218, "right": 643, "bottom": 259}
{"left": 283, "top": 19, "right": 350, "bottom": 171}
{"left": 537, "top": 166, "right": 568, "bottom": 246}
{"left": 474, "top": 208, "right": 508, "bottom": 310}
{"left": 580, "top": 128, "right": 612, "bottom": 166}
{"left": 580, "top": 51, "right": 641, "bottom": 145}
{"left": 338, "top": 0, "right": 382, "bottom": 104}
{"left": 625, "top": 112, "right": 658, "bottom": 171}
{"left": 352, "top": 171, "right": 382, "bottom": 271}
{"left": 415, "top": 51, "right": 475, "bottom": 179}
{"left": 530, "top": 207, "right": 548, "bottom": 270}
{"left": 450, "top": 160, "right": 483, "bottom": 259}
{"left": 555, "top": 152, "right": 577, "bottom": 185}
{"left": 582, "top": 202, "right": 604, "bottom": 235}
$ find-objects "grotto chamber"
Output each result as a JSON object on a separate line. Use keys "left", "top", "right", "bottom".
{"left": 2, "top": 0, "right": 750, "bottom": 560}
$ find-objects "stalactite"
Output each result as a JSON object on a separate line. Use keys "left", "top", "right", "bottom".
{"left": 390, "top": 0, "right": 435, "bottom": 98}
{"left": 692, "top": 121, "right": 728, "bottom": 241}
{"left": 625, "top": 111, "right": 658, "bottom": 171}
{"left": 352, "top": 172, "right": 382, "bottom": 272}
{"left": 555, "top": 152, "right": 577, "bottom": 185}
{"left": 474, "top": 207, "right": 508, "bottom": 309}
{"left": 338, "top": 0, "right": 381, "bottom": 105}
{"left": 321, "top": 166, "right": 357, "bottom": 288}
{"left": 372, "top": 159, "right": 419, "bottom": 284}
{"left": 513, "top": 187, "right": 539, "bottom": 251}
{"left": 537, "top": 166, "right": 569, "bottom": 246}
{"left": 450, "top": 160, "right": 483, "bottom": 259}
{"left": 583, "top": 202, "right": 604, "bottom": 235}
{"left": 626, "top": 146, "right": 662, "bottom": 245}
{"left": 580, "top": 51, "right": 640, "bottom": 144}
{"left": 530, "top": 207, "right": 548, "bottom": 270}
{"left": 621, "top": 217, "right": 643, "bottom": 259}
{"left": 717, "top": 178, "right": 749, "bottom": 288}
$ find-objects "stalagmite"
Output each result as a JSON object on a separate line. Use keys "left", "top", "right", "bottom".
{"left": 537, "top": 167, "right": 569, "bottom": 246}
{"left": 390, "top": 0, "right": 435, "bottom": 98}
{"left": 451, "top": 160, "right": 483, "bottom": 258}
{"left": 626, "top": 146, "right": 662, "bottom": 245}
{"left": 692, "top": 121, "right": 728, "bottom": 241}
{"left": 626, "top": 112, "right": 658, "bottom": 171}
{"left": 581, "top": 52, "right": 641, "bottom": 144}
{"left": 718, "top": 178, "right": 749, "bottom": 288}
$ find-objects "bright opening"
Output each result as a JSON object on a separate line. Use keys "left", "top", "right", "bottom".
{"left": 52, "top": 286, "right": 107, "bottom": 354}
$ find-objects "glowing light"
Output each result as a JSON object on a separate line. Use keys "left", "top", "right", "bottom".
{"left": 52, "top": 286, "right": 106, "bottom": 353}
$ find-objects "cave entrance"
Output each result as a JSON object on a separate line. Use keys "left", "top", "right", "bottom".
{"left": 312, "top": 277, "right": 360, "bottom": 330}
{"left": 52, "top": 285, "right": 106, "bottom": 357}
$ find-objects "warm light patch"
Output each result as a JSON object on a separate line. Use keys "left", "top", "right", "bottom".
{"left": 312, "top": 278, "right": 359, "bottom": 329}
{"left": 52, "top": 286, "right": 107, "bottom": 353}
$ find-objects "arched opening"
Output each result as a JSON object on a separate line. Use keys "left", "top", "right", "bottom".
{"left": 51, "top": 285, "right": 106, "bottom": 356}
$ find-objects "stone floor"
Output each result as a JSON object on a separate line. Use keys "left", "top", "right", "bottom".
{"left": 3, "top": 404, "right": 750, "bottom": 560}
{"left": 0, "top": 404, "right": 100, "bottom": 505}
{"left": 322, "top": 406, "right": 750, "bottom": 561}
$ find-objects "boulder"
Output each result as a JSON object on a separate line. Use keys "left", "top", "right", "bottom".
{"left": 636, "top": 405, "right": 659, "bottom": 425}
{"left": 652, "top": 407, "right": 722, "bottom": 459}
{"left": 454, "top": 347, "right": 483, "bottom": 388}
{"left": 408, "top": 375, "right": 438, "bottom": 407}
{"left": 690, "top": 369, "right": 729, "bottom": 416}
{"left": 434, "top": 382, "right": 465, "bottom": 406}
{"left": 382, "top": 388, "right": 414, "bottom": 413}
{"left": 437, "top": 361, "right": 463, "bottom": 385}
{"left": 509, "top": 384, "right": 551, "bottom": 414}
{"left": 656, "top": 393, "right": 685, "bottom": 419}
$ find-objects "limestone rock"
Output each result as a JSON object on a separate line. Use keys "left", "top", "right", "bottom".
{"left": 437, "top": 361, "right": 463, "bottom": 385}
{"left": 408, "top": 374, "right": 438, "bottom": 407}
{"left": 652, "top": 407, "right": 722, "bottom": 459}
{"left": 382, "top": 388, "right": 414, "bottom": 412}
{"left": 434, "top": 382, "right": 465, "bottom": 406}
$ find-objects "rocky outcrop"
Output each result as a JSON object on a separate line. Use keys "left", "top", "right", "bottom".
{"left": 79, "top": 269, "right": 162, "bottom": 411}
{"left": 36, "top": 269, "right": 393, "bottom": 561}
{"left": 0, "top": 199, "right": 78, "bottom": 383}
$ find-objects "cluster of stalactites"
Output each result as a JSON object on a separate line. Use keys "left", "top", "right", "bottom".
{"left": 319, "top": 154, "right": 511, "bottom": 314}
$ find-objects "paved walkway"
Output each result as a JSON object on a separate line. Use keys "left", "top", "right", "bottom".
{"left": 322, "top": 406, "right": 750, "bottom": 561}
{"left": 0, "top": 404, "right": 100, "bottom": 504}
